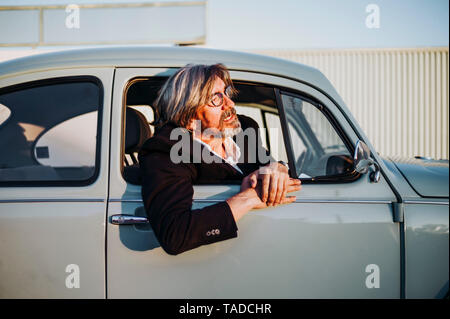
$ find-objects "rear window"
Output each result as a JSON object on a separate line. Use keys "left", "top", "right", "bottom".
{"left": 0, "top": 77, "right": 103, "bottom": 186}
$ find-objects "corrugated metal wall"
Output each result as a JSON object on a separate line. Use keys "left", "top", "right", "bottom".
{"left": 254, "top": 48, "right": 449, "bottom": 160}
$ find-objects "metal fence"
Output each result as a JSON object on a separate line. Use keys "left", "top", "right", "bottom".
{"left": 254, "top": 47, "right": 449, "bottom": 160}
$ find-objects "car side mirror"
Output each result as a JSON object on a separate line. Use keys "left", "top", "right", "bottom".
{"left": 353, "top": 140, "right": 381, "bottom": 183}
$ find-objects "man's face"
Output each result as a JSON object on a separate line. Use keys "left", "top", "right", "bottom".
{"left": 192, "top": 77, "right": 241, "bottom": 138}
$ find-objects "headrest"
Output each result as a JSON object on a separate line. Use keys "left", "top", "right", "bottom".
{"left": 125, "top": 107, "right": 152, "bottom": 154}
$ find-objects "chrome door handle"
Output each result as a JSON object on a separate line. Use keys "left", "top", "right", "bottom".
{"left": 110, "top": 214, "right": 149, "bottom": 225}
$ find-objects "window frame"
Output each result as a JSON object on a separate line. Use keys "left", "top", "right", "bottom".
{"left": 0, "top": 76, "right": 104, "bottom": 187}
{"left": 120, "top": 76, "right": 165, "bottom": 180}
{"left": 276, "top": 88, "right": 361, "bottom": 183}
{"left": 121, "top": 76, "right": 360, "bottom": 185}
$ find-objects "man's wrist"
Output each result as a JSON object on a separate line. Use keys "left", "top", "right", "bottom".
{"left": 240, "top": 187, "right": 259, "bottom": 202}
{"left": 278, "top": 160, "right": 289, "bottom": 170}
{"left": 226, "top": 187, "right": 261, "bottom": 221}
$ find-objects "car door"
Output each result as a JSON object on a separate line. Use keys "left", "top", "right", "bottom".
{"left": 107, "top": 68, "right": 400, "bottom": 298}
{"left": 0, "top": 68, "right": 113, "bottom": 298}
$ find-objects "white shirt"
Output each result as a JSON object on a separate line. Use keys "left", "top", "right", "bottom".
{"left": 194, "top": 137, "right": 243, "bottom": 175}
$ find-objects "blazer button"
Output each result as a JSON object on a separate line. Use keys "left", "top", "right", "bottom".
{"left": 206, "top": 231, "right": 211, "bottom": 236}
{"left": 216, "top": 229, "right": 220, "bottom": 235}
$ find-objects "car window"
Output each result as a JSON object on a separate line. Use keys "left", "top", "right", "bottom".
{"left": 264, "top": 112, "right": 288, "bottom": 163}
{"left": 232, "top": 106, "right": 288, "bottom": 164}
{"left": 232, "top": 82, "right": 287, "bottom": 163}
{"left": 128, "top": 105, "right": 155, "bottom": 134}
{"left": 234, "top": 105, "right": 267, "bottom": 149}
{"left": 124, "top": 104, "right": 154, "bottom": 167}
{"left": 0, "top": 78, "right": 102, "bottom": 185}
{"left": 280, "top": 92, "right": 354, "bottom": 179}
{"left": 122, "top": 79, "right": 288, "bottom": 184}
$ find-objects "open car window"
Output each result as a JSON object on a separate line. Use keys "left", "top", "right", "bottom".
{"left": 232, "top": 82, "right": 287, "bottom": 163}
{"left": 122, "top": 77, "right": 356, "bottom": 184}
{"left": 122, "top": 78, "right": 288, "bottom": 185}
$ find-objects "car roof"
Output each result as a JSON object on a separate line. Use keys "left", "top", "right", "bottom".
{"left": 0, "top": 46, "right": 343, "bottom": 105}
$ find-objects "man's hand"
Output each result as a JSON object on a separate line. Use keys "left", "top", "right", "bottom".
{"left": 227, "top": 176, "right": 301, "bottom": 222}
{"left": 244, "top": 178, "right": 301, "bottom": 209}
{"left": 243, "top": 162, "right": 297, "bottom": 206}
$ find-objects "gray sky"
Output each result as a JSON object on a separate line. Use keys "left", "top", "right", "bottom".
{"left": 0, "top": 0, "right": 448, "bottom": 49}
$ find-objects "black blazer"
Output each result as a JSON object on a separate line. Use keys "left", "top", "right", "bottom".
{"left": 138, "top": 115, "right": 271, "bottom": 255}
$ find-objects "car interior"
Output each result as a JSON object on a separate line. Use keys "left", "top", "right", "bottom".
{"left": 123, "top": 78, "right": 356, "bottom": 185}
{"left": 123, "top": 78, "right": 289, "bottom": 185}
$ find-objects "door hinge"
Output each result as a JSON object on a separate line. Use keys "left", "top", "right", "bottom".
{"left": 392, "top": 202, "right": 404, "bottom": 223}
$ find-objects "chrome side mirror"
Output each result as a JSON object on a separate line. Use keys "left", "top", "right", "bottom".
{"left": 353, "top": 140, "right": 381, "bottom": 183}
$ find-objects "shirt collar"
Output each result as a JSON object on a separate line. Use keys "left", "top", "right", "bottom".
{"left": 193, "top": 137, "right": 242, "bottom": 166}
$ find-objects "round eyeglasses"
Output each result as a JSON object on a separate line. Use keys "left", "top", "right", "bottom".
{"left": 210, "top": 85, "right": 233, "bottom": 107}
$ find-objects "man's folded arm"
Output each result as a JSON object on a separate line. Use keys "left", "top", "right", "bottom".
{"left": 140, "top": 152, "right": 238, "bottom": 255}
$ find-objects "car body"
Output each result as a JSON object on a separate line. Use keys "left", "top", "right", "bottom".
{"left": 0, "top": 46, "right": 448, "bottom": 299}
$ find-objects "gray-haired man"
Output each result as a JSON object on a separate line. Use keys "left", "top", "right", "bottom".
{"left": 139, "top": 63, "right": 301, "bottom": 255}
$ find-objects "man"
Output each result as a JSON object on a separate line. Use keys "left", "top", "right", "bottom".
{"left": 139, "top": 63, "right": 301, "bottom": 255}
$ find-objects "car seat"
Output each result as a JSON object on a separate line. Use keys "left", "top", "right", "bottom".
{"left": 123, "top": 107, "right": 152, "bottom": 184}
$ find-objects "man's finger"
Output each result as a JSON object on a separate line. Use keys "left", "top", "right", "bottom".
{"left": 280, "top": 177, "right": 288, "bottom": 204}
{"left": 287, "top": 183, "right": 302, "bottom": 193}
{"left": 261, "top": 174, "right": 270, "bottom": 202}
{"left": 274, "top": 176, "right": 285, "bottom": 205}
{"left": 288, "top": 178, "right": 302, "bottom": 186}
{"left": 250, "top": 174, "right": 258, "bottom": 188}
{"left": 267, "top": 174, "right": 277, "bottom": 206}
{"left": 281, "top": 195, "right": 296, "bottom": 204}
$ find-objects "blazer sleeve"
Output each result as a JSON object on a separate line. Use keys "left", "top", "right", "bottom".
{"left": 140, "top": 151, "right": 238, "bottom": 255}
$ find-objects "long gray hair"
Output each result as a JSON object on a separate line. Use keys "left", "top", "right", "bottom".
{"left": 153, "top": 63, "right": 236, "bottom": 128}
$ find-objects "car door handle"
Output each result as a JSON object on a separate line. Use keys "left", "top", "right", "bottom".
{"left": 110, "top": 214, "right": 149, "bottom": 225}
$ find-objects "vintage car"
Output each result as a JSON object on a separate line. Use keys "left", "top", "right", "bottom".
{"left": 0, "top": 46, "right": 448, "bottom": 299}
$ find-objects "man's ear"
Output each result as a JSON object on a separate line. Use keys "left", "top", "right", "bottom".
{"left": 186, "top": 118, "right": 196, "bottom": 131}
{"left": 187, "top": 118, "right": 204, "bottom": 138}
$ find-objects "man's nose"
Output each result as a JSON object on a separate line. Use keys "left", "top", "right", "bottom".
{"left": 222, "top": 94, "right": 235, "bottom": 109}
